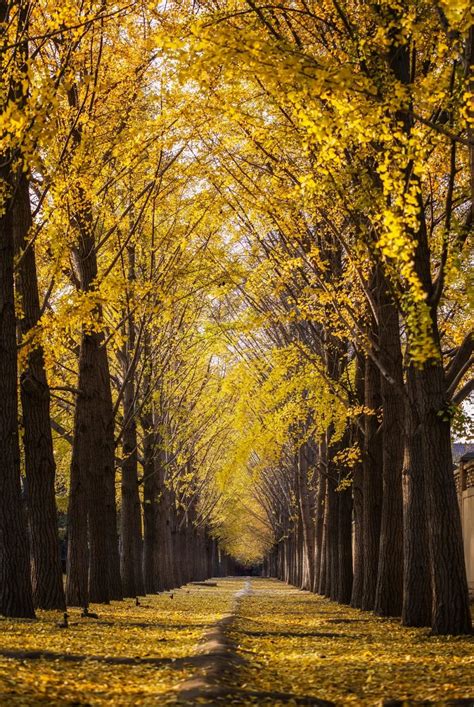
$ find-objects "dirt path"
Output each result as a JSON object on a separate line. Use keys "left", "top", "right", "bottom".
{"left": 1, "top": 578, "right": 472, "bottom": 705}
{"left": 172, "top": 578, "right": 331, "bottom": 705}
{"left": 0, "top": 580, "right": 242, "bottom": 704}
{"left": 173, "top": 579, "right": 251, "bottom": 703}
{"left": 171, "top": 578, "right": 473, "bottom": 705}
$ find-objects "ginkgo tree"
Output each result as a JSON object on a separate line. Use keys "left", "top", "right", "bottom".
{"left": 174, "top": 0, "right": 473, "bottom": 634}
{"left": 0, "top": 0, "right": 472, "bottom": 639}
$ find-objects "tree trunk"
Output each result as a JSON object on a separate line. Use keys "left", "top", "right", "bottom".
{"left": 337, "top": 477, "right": 353, "bottom": 604}
{"left": 120, "top": 252, "right": 144, "bottom": 597}
{"left": 0, "top": 0, "right": 34, "bottom": 617}
{"left": 327, "top": 469, "right": 339, "bottom": 601}
{"left": 351, "top": 356, "right": 365, "bottom": 608}
{"left": 318, "top": 477, "right": 329, "bottom": 595}
{"left": 362, "top": 355, "right": 383, "bottom": 611}
{"left": 402, "top": 364, "right": 431, "bottom": 626}
{"left": 416, "top": 362, "right": 471, "bottom": 634}
{"left": 13, "top": 173, "right": 65, "bottom": 610}
{"left": 64, "top": 76, "right": 121, "bottom": 605}
{"left": 67, "top": 317, "right": 114, "bottom": 607}
{"left": 297, "top": 445, "right": 315, "bottom": 590}
{"left": 82, "top": 333, "right": 110, "bottom": 604}
{"left": 101, "top": 347, "right": 122, "bottom": 601}
{"left": 408, "top": 171, "right": 470, "bottom": 634}
{"left": 374, "top": 277, "right": 404, "bottom": 617}
{"left": 312, "top": 459, "right": 326, "bottom": 593}
{"left": 351, "top": 455, "right": 363, "bottom": 607}
{"left": 0, "top": 169, "right": 35, "bottom": 618}
{"left": 143, "top": 421, "right": 160, "bottom": 593}
{"left": 66, "top": 415, "right": 89, "bottom": 607}
{"left": 332, "top": 429, "right": 353, "bottom": 604}
{"left": 120, "top": 418, "right": 139, "bottom": 597}
{"left": 158, "top": 459, "right": 175, "bottom": 590}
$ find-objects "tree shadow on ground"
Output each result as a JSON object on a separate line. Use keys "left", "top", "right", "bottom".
{"left": 184, "top": 687, "right": 474, "bottom": 707}
{"left": 0, "top": 648, "right": 183, "bottom": 667}
{"left": 238, "top": 629, "right": 356, "bottom": 639}
{"left": 0, "top": 648, "right": 234, "bottom": 670}
{"left": 325, "top": 617, "right": 373, "bottom": 623}
{"left": 71, "top": 620, "right": 202, "bottom": 630}
{"left": 175, "top": 684, "right": 334, "bottom": 705}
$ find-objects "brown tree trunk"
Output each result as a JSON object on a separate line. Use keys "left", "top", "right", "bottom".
{"left": 350, "top": 456, "right": 364, "bottom": 607}
{"left": 327, "top": 468, "right": 339, "bottom": 601}
{"left": 120, "top": 247, "right": 144, "bottom": 597}
{"left": 374, "top": 277, "right": 404, "bottom": 617}
{"left": 0, "top": 1, "right": 34, "bottom": 618}
{"left": 408, "top": 174, "right": 470, "bottom": 634}
{"left": 283, "top": 535, "right": 291, "bottom": 584}
{"left": 64, "top": 75, "right": 122, "bottom": 605}
{"left": 318, "top": 477, "right": 329, "bottom": 595}
{"left": 337, "top": 477, "right": 353, "bottom": 605}
{"left": 351, "top": 356, "right": 365, "bottom": 608}
{"left": 402, "top": 364, "right": 431, "bottom": 626}
{"left": 416, "top": 361, "right": 471, "bottom": 634}
{"left": 332, "top": 429, "right": 353, "bottom": 604}
{"left": 362, "top": 356, "right": 383, "bottom": 611}
{"left": 74, "top": 331, "right": 111, "bottom": 604}
{"left": 10, "top": 1, "right": 63, "bottom": 611}
{"left": 13, "top": 174, "right": 65, "bottom": 610}
{"left": 0, "top": 170, "right": 35, "bottom": 618}
{"left": 312, "top": 463, "right": 326, "bottom": 593}
{"left": 143, "top": 420, "right": 160, "bottom": 593}
{"left": 297, "top": 444, "right": 315, "bottom": 590}
{"left": 66, "top": 414, "right": 89, "bottom": 607}
{"left": 158, "top": 455, "right": 175, "bottom": 590}
{"left": 185, "top": 511, "right": 196, "bottom": 583}
{"left": 172, "top": 510, "right": 184, "bottom": 586}
{"left": 120, "top": 401, "right": 140, "bottom": 597}
{"left": 101, "top": 347, "right": 122, "bottom": 601}
{"left": 0, "top": 0, "right": 37, "bottom": 621}
{"left": 66, "top": 262, "right": 115, "bottom": 606}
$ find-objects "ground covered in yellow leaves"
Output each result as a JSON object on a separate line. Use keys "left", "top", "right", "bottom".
{"left": 0, "top": 580, "right": 243, "bottom": 705}
{"left": 230, "top": 579, "right": 474, "bottom": 705}
{"left": 1, "top": 578, "right": 473, "bottom": 705}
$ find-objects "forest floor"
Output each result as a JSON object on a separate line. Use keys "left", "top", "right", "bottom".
{"left": 0, "top": 579, "right": 241, "bottom": 704}
{"left": 227, "top": 579, "right": 474, "bottom": 705}
{"left": 0, "top": 578, "right": 472, "bottom": 705}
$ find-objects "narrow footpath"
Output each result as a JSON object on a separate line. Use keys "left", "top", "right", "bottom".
{"left": 172, "top": 578, "right": 473, "bottom": 706}
{"left": 0, "top": 578, "right": 472, "bottom": 705}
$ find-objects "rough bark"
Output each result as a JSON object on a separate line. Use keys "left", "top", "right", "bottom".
{"left": 361, "top": 356, "right": 383, "bottom": 611}
{"left": 143, "top": 418, "right": 160, "bottom": 594}
{"left": 402, "top": 364, "right": 431, "bottom": 627}
{"left": 318, "top": 477, "right": 329, "bottom": 595}
{"left": 327, "top": 467, "right": 339, "bottom": 601}
{"left": 337, "top": 477, "right": 353, "bottom": 605}
{"left": 297, "top": 444, "right": 315, "bottom": 590}
{"left": 312, "top": 451, "right": 326, "bottom": 593}
{"left": 350, "top": 357, "right": 365, "bottom": 608}
{"left": 120, "top": 246, "right": 144, "bottom": 597}
{"left": 13, "top": 173, "right": 65, "bottom": 610}
{"left": 101, "top": 347, "right": 122, "bottom": 601}
{"left": 416, "top": 362, "right": 471, "bottom": 634}
{"left": 409, "top": 164, "right": 470, "bottom": 634}
{"left": 0, "top": 168, "right": 35, "bottom": 618}
{"left": 374, "top": 276, "right": 404, "bottom": 617}
{"left": 157, "top": 454, "right": 175, "bottom": 590}
{"left": 64, "top": 75, "right": 122, "bottom": 604}
{"left": 0, "top": 0, "right": 35, "bottom": 618}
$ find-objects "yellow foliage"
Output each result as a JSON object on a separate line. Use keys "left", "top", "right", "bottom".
{"left": 232, "top": 580, "right": 474, "bottom": 705}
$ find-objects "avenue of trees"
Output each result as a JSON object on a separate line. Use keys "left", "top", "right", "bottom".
{"left": 0, "top": 0, "right": 472, "bottom": 637}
